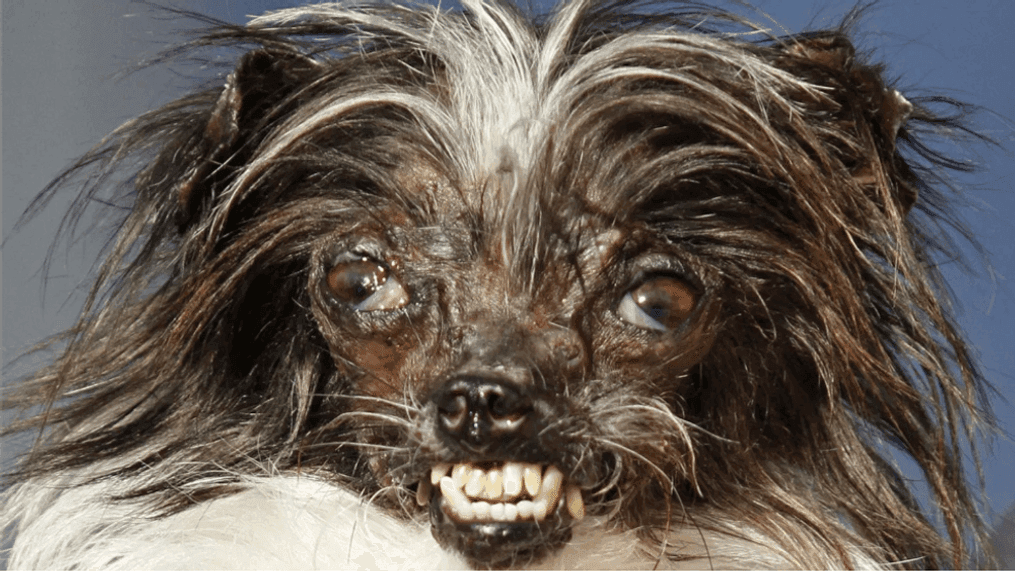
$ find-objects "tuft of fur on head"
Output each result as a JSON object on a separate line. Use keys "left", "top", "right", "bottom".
{"left": 2, "top": 0, "right": 995, "bottom": 569}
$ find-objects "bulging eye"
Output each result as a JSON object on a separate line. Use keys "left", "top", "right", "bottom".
{"left": 618, "top": 275, "right": 698, "bottom": 331}
{"left": 325, "top": 255, "right": 409, "bottom": 312}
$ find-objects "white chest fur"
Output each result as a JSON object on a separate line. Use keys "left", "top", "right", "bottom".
{"left": 6, "top": 475, "right": 810, "bottom": 570}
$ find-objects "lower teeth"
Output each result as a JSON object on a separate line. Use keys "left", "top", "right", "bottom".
{"left": 432, "top": 463, "right": 585, "bottom": 522}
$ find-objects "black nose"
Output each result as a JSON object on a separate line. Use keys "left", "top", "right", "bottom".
{"left": 433, "top": 376, "right": 532, "bottom": 454}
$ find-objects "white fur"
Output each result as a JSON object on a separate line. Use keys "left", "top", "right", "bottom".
{"left": 4, "top": 474, "right": 832, "bottom": 570}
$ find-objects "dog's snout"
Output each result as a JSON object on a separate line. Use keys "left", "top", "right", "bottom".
{"left": 434, "top": 377, "right": 532, "bottom": 453}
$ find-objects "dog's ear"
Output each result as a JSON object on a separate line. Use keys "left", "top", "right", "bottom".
{"left": 784, "top": 34, "right": 917, "bottom": 213}
{"left": 175, "top": 48, "right": 319, "bottom": 227}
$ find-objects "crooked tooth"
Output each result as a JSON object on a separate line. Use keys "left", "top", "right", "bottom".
{"left": 440, "top": 476, "right": 473, "bottom": 521}
{"left": 503, "top": 462, "right": 523, "bottom": 499}
{"left": 431, "top": 463, "right": 451, "bottom": 485}
{"left": 565, "top": 484, "right": 585, "bottom": 520}
{"left": 533, "top": 466, "right": 564, "bottom": 521}
{"left": 416, "top": 479, "right": 431, "bottom": 506}
{"left": 436, "top": 461, "right": 577, "bottom": 524}
{"left": 523, "top": 464, "right": 542, "bottom": 497}
{"left": 482, "top": 468, "right": 503, "bottom": 500}
{"left": 535, "top": 466, "right": 563, "bottom": 503}
{"left": 451, "top": 464, "right": 470, "bottom": 489}
{"left": 465, "top": 467, "right": 485, "bottom": 497}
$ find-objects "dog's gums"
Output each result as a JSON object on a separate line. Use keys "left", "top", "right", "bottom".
{"left": 2, "top": 1, "right": 997, "bottom": 569}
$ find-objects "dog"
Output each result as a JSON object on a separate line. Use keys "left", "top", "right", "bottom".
{"left": 1, "top": 0, "right": 995, "bottom": 568}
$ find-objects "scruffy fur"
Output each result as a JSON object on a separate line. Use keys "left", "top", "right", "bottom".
{"left": 2, "top": 1, "right": 994, "bottom": 569}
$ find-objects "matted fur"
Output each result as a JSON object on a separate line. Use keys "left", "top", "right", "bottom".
{"left": 1, "top": 0, "right": 994, "bottom": 568}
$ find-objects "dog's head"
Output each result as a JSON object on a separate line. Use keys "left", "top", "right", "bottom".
{"left": 6, "top": 1, "right": 993, "bottom": 568}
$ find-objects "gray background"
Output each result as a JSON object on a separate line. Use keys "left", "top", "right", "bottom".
{"left": 3, "top": 0, "right": 1013, "bottom": 561}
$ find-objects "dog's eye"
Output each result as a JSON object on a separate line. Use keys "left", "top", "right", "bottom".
{"left": 325, "top": 256, "right": 409, "bottom": 311}
{"left": 618, "top": 275, "right": 698, "bottom": 331}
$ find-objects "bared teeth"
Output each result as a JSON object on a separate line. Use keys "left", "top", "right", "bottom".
{"left": 430, "top": 462, "right": 582, "bottom": 524}
{"left": 532, "top": 465, "right": 563, "bottom": 520}
{"left": 431, "top": 462, "right": 451, "bottom": 485}
{"left": 523, "top": 464, "right": 542, "bottom": 496}
{"left": 502, "top": 462, "right": 523, "bottom": 498}
{"left": 503, "top": 502, "right": 518, "bottom": 521}
{"left": 440, "top": 476, "right": 473, "bottom": 521}
{"left": 516, "top": 499, "right": 534, "bottom": 519}
{"left": 451, "top": 464, "right": 470, "bottom": 489}
{"left": 565, "top": 484, "right": 585, "bottom": 520}
{"left": 472, "top": 501, "right": 491, "bottom": 520}
{"left": 482, "top": 467, "right": 503, "bottom": 500}
{"left": 490, "top": 502, "right": 505, "bottom": 520}
{"left": 416, "top": 478, "right": 431, "bottom": 506}
{"left": 465, "top": 468, "right": 484, "bottom": 498}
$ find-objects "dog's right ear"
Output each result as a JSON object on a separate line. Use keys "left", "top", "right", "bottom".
{"left": 781, "top": 34, "right": 917, "bottom": 214}
{"left": 174, "top": 48, "right": 319, "bottom": 227}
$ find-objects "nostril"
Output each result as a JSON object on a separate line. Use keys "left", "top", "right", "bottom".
{"left": 484, "top": 386, "right": 526, "bottom": 425}
{"left": 432, "top": 376, "right": 532, "bottom": 453}
{"left": 488, "top": 391, "right": 508, "bottom": 417}
{"left": 439, "top": 394, "right": 468, "bottom": 432}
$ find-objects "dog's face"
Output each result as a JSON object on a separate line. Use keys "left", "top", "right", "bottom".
{"left": 303, "top": 155, "right": 719, "bottom": 563}
{"left": 208, "top": 22, "right": 898, "bottom": 563}
{"left": 5, "top": 1, "right": 993, "bottom": 569}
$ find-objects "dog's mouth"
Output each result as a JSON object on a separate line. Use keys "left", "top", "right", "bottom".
{"left": 424, "top": 461, "right": 585, "bottom": 522}
{"left": 418, "top": 461, "right": 585, "bottom": 566}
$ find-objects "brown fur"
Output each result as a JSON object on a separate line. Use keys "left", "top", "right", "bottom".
{"left": 3, "top": 1, "right": 994, "bottom": 568}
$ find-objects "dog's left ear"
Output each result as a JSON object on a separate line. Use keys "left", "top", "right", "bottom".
{"left": 783, "top": 34, "right": 916, "bottom": 212}
{"left": 174, "top": 48, "right": 320, "bottom": 227}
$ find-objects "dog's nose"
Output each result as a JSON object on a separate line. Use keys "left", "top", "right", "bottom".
{"left": 433, "top": 376, "right": 532, "bottom": 454}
